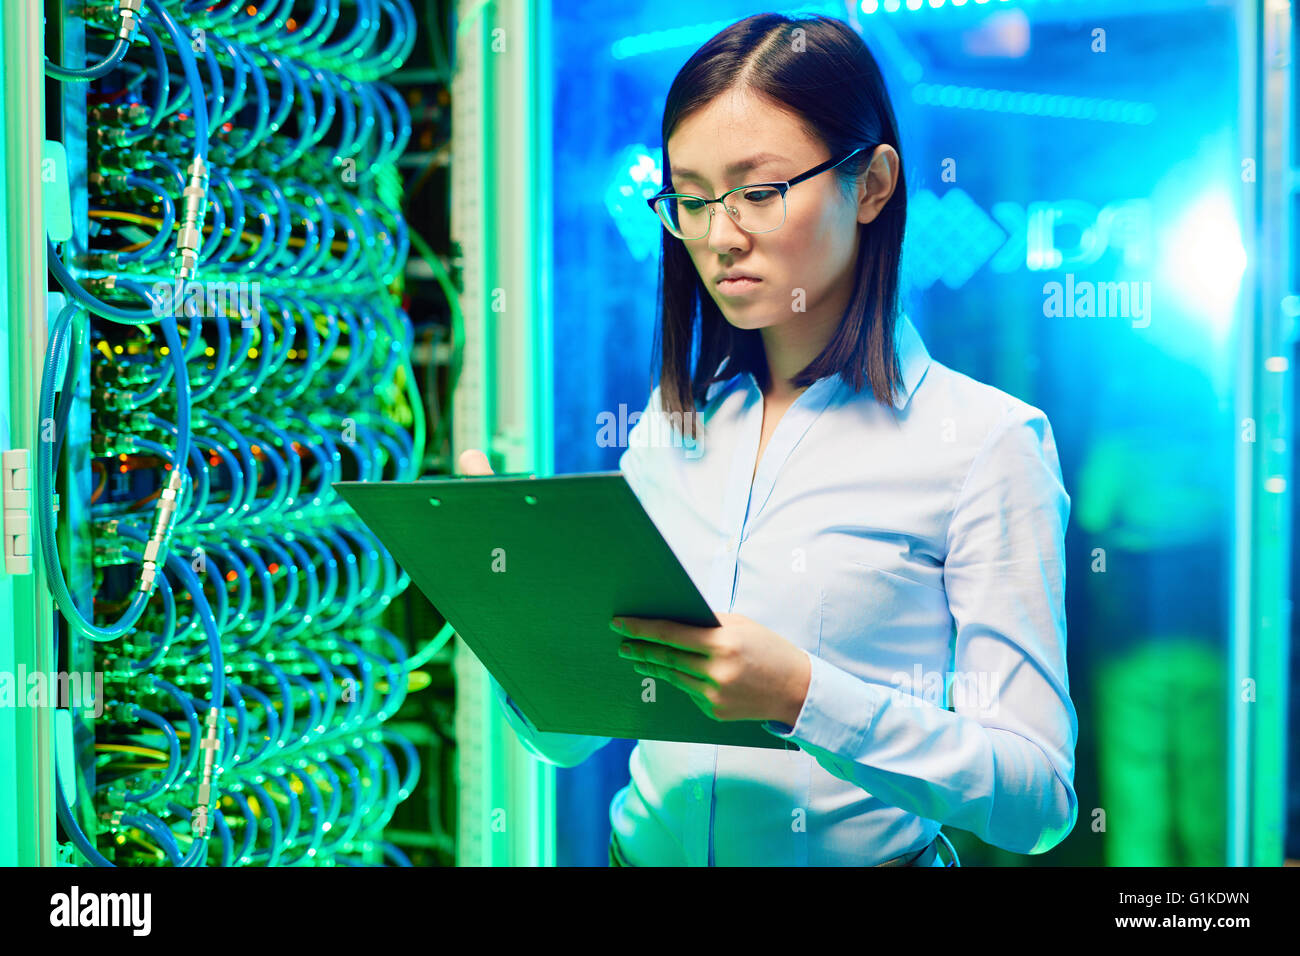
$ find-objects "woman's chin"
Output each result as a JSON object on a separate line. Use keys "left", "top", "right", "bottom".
{"left": 721, "top": 309, "right": 779, "bottom": 332}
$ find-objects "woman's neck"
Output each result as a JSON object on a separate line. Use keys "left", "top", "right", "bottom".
{"left": 758, "top": 306, "right": 841, "bottom": 401}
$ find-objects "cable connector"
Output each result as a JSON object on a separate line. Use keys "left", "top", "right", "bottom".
{"left": 99, "top": 387, "right": 133, "bottom": 413}
{"left": 78, "top": 251, "right": 121, "bottom": 272}
{"left": 117, "top": 0, "right": 143, "bottom": 42}
{"left": 137, "top": 466, "right": 183, "bottom": 593}
{"left": 88, "top": 170, "right": 130, "bottom": 192}
{"left": 89, "top": 103, "right": 147, "bottom": 126}
{"left": 85, "top": 274, "right": 116, "bottom": 295}
{"left": 191, "top": 707, "right": 221, "bottom": 838}
{"left": 97, "top": 809, "right": 125, "bottom": 828}
{"left": 174, "top": 156, "right": 210, "bottom": 284}
{"left": 95, "top": 126, "right": 130, "bottom": 148}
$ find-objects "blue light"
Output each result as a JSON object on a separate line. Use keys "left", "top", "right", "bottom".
{"left": 913, "top": 82, "right": 1156, "bottom": 125}
{"left": 860, "top": 0, "right": 1044, "bottom": 10}
{"left": 610, "top": 20, "right": 736, "bottom": 59}
{"left": 611, "top": 4, "right": 846, "bottom": 57}
{"left": 604, "top": 145, "right": 664, "bottom": 262}
{"left": 1158, "top": 191, "right": 1246, "bottom": 331}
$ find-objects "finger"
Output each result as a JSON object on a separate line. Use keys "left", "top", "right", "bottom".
{"left": 458, "top": 449, "right": 493, "bottom": 476}
{"left": 632, "top": 661, "right": 717, "bottom": 716}
{"left": 623, "top": 640, "right": 711, "bottom": 681}
{"left": 615, "top": 616, "right": 710, "bottom": 654}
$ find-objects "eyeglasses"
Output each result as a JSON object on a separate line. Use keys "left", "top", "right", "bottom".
{"left": 647, "top": 147, "right": 868, "bottom": 241}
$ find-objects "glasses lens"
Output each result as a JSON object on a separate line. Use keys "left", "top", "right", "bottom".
{"left": 655, "top": 196, "right": 709, "bottom": 239}
{"left": 724, "top": 185, "right": 786, "bottom": 234}
{"left": 655, "top": 188, "right": 787, "bottom": 239}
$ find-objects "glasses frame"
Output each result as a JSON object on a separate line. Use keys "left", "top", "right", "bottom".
{"left": 647, "top": 147, "right": 869, "bottom": 240}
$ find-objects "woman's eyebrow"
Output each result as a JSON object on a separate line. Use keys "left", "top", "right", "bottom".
{"left": 671, "top": 152, "right": 790, "bottom": 185}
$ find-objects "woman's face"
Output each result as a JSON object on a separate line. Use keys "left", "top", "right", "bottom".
{"left": 665, "top": 88, "right": 891, "bottom": 345}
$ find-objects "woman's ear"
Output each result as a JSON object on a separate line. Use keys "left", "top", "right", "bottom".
{"left": 856, "top": 144, "right": 900, "bottom": 226}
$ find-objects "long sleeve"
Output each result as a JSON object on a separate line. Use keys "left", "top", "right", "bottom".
{"left": 489, "top": 676, "right": 611, "bottom": 768}
{"left": 762, "top": 403, "right": 1078, "bottom": 855}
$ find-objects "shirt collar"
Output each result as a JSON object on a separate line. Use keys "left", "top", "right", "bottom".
{"left": 886, "top": 312, "right": 933, "bottom": 411}
{"left": 702, "top": 313, "right": 932, "bottom": 410}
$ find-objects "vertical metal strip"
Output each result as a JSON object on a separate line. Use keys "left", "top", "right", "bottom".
{"left": 1, "top": 0, "right": 54, "bottom": 867}
{"left": 529, "top": 0, "right": 557, "bottom": 867}
{"left": 452, "top": 0, "right": 492, "bottom": 867}
{"left": 493, "top": 0, "right": 554, "bottom": 870}
{"left": 1228, "top": 0, "right": 1258, "bottom": 870}
{"left": 451, "top": 0, "right": 554, "bottom": 867}
{"left": 1249, "top": 0, "right": 1293, "bottom": 868}
{"left": 1230, "top": 0, "right": 1293, "bottom": 868}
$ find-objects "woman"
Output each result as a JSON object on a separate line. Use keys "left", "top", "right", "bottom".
{"left": 463, "top": 12, "right": 1077, "bottom": 867}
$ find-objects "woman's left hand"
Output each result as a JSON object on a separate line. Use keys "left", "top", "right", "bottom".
{"left": 612, "top": 613, "right": 812, "bottom": 726}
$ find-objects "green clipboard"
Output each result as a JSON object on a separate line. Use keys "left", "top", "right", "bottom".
{"left": 333, "top": 473, "right": 796, "bottom": 750}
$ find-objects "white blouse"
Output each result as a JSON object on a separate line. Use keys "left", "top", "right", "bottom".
{"left": 493, "top": 312, "right": 1078, "bottom": 866}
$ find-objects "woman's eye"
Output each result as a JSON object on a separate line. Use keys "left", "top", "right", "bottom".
{"left": 679, "top": 198, "right": 706, "bottom": 211}
{"left": 742, "top": 189, "right": 778, "bottom": 203}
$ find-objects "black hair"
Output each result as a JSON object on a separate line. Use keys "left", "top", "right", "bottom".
{"left": 652, "top": 12, "right": 907, "bottom": 436}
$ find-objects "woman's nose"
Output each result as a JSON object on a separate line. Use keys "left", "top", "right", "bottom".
{"left": 705, "top": 205, "right": 749, "bottom": 253}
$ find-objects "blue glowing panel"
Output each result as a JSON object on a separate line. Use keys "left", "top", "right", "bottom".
{"left": 906, "top": 187, "right": 1006, "bottom": 289}
{"left": 602, "top": 145, "right": 664, "bottom": 263}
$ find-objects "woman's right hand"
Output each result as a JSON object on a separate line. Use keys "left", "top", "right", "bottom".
{"left": 457, "top": 449, "right": 494, "bottom": 476}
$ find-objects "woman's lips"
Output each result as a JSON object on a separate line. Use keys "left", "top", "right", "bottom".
{"left": 717, "top": 277, "right": 762, "bottom": 295}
